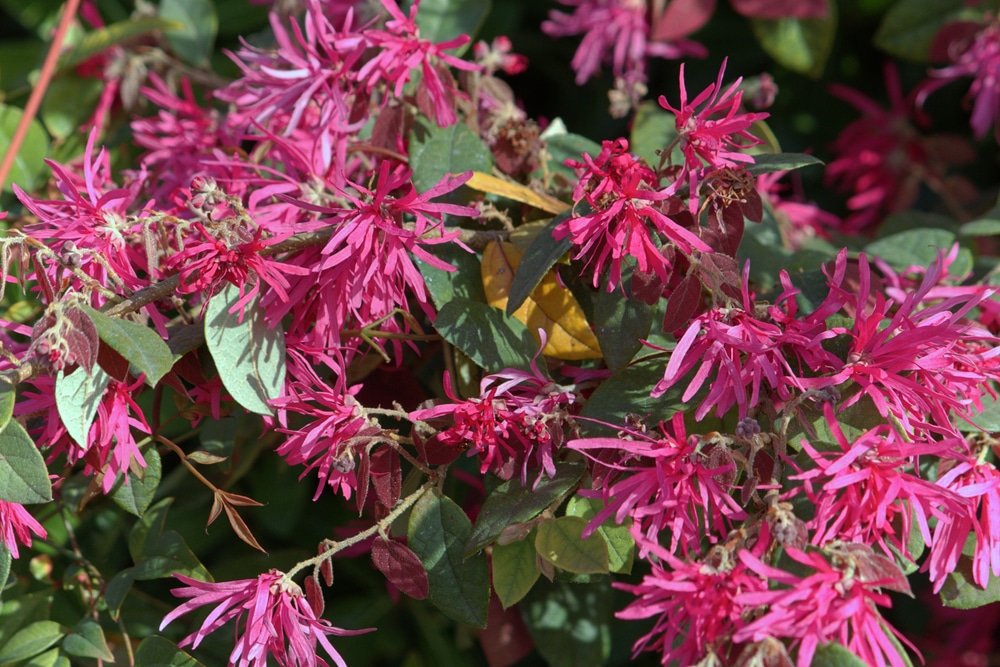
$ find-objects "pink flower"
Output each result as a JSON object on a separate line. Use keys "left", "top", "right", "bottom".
{"left": 615, "top": 538, "right": 769, "bottom": 666}
{"left": 473, "top": 36, "right": 528, "bottom": 75}
{"left": 568, "top": 413, "right": 746, "bottom": 555}
{"left": 160, "top": 571, "right": 372, "bottom": 667}
{"left": 735, "top": 545, "right": 915, "bottom": 667}
{"left": 0, "top": 500, "right": 47, "bottom": 559}
{"left": 659, "top": 58, "right": 769, "bottom": 212}
{"left": 542, "top": 0, "right": 706, "bottom": 86}
{"left": 356, "top": 0, "right": 480, "bottom": 127}
{"left": 919, "top": 17, "right": 1000, "bottom": 141}
{"left": 554, "top": 138, "right": 711, "bottom": 291}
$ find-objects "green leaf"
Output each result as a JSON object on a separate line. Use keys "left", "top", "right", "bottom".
{"left": 205, "top": 283, "right": 286, "bottom": 415}
{"left": 874, "top": 0, "right": 976, "bottom": 61}
{"left": 61, "top": 620, "right": 114, "bottom": 662}
{"left": 738, "top": 204, "right": 791, "bottom": 291}
{"left": 414, "top": 244, "right": 486, "bottom": 309}
{"left": 0, "top": 421, "right": 54, "bottom": 504}
{"left": 0, "top": 544, "right": 10, "bottom": 603}
{"left": 465, "top": 462, "right": 585, "bottom": 557}
{"left": 964, "top": 392, "right": 1000, "bottom": 432}
{"left": 109, "top": 445, "right": 162, "bottom": 517}
{"left": 0, "top": 103, "right": 51, "bottom": 193}
{"left": 134, "top": 636, "right": 206, "bottom": 666}
{"left": 104, "top": 569, "right": 135, "bottom": 620}
{"left": 0, "top": 0, "right": 62, "bottom": 34}
{"left": 81, "top": 306, "right": 175, "bottom": 386}
{"left": 811, "top": 642, "right": 869, "bottom": 667}
{"left": 0, "top": 621, "right": 65, "bottom": 664}
{"left": 629, "top": 101, "right": 681, "bottom": 168}
{"left": 940, "top": 556, "right": 1000, "bottom": 609}
{"left": 592, "top": 282, "right": 654, "bottom": 374}
{"left": 57, "top": 17, "right": 182, "bottom": 70}
{"left": 578, "top": 362, "right": 687, "bottom": 437}
{"left": 409, "top": 121, "right": 492, "bottom": 194}
{"left": 0, "top": 591, "right": 53, "bottom": 646}
{"left": 520, "top": 579, "right": 612, "bottom": 667}
{"left": 745, "top": 152, "right": 825, "bottom": 175}
{"left": 39, "top": 75, "right": 104, "bottom": 140}
{"left": 412, "top": 0, "right": 490, "bottom": 56}
{"left": 54, "top": 365, "right": 110, "bottom": 449}
{"left": 537, "top": 130, "right": 602, "bottom": 183}
{"left": 959, "top": 216, "right": 1000, "bottom": 237}
{"left": 129, "top": 498, "right": 174, "bottom": 561}
{"left": 535, "top": 516, "right": 609, "bottom": 575}
{"left": 565, "top": 496, "right": 634, "bottom": 574}
{"left": 492, "top": 534, "right": 540, "bottom": 609}
{"left": 23, "top": 647, "right": 70, "bottom": 667}
{"left": 408, "top": 489, "right": 489, "bottom": 627}
{"left": 161, "top": 0, "right": 218, "bottom": 66}
{"left": 0, "top": 382, "right": 15, "bottom": 434}
{"left": 434, "top": 299, "right": 538, "bottom": 373}
{"left": 751, "top": 1, "right": 838, "bottom": 78}
{"left": 864, "top": 228, "right": 956, "bottom": 273}
{"left": 132, "top": 530, "right": 213, "bottom": 582}
{"left": 506, "top": 207, "right": 583, "bottom": 315}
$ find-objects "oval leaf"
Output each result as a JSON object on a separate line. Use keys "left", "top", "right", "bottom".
{"left": 466, "top": 172, "right": 568, "bottom": 215}
{"left": 535, "top": 516, "right": 609, "bottom": 575}
{"left": 414, "top": 0, "right": 490, "bottom": 55}
{"left": 409, "top": 121, "right": 492, "bottom": 193}
{"left": 745, "top": 152, "right": 825, "bottom": 175}
{"left": 466, "top": 462, "right": 585, "bottom": 557}
{"left": 0, "top": 103, "right": 51, "bottom": 193}
{"left": 0, "top": 621, "right": 65, "bottom": 664}
{"left": 483, "top": 241, "right": 601, "bottom": 360}
{"left": 434, "top": 298, "right": 538, "bottom": 373}
{"left": 415, "top": 243, "right": 487, "bottom": 309}
{"left": 205, "top": 283, "right": 286, "bottom": 415}
{"left": 492, "top": 534, "right": 540, "bottom": 609}
{"left": 0, "top": 420, "right": 54, "bottom": 504}
{"left": 750, "top": 3, "right": 838, "bottom": 78}
{"left": 940, "top": 556, "right": 1000, "bottom": 609}
{"left": 62, "top": 620, "right": 114, "bottom": 661}
{"left": 81, "top": 306, "right": 174, "bottom": 386}
{"left": 520, "top": 578, "right": 613, "bottom": 667}
{"left": 566, "top": 496, "right": 634, "bottom": 575}
{"left": 0, "top": 381, "right": 15, "bottom": 434}
{"left": 109, "top": 446, "right": 162, "bottom": 517}
{"left": 135, "top": 636, "right": 206, "bottom": 667}
{"left": 371, "top": 538, "right": 429, "bottom": 600}
{"left": 161, "top": 0, "right": 217, "bottom": 66}
{"left": 55, "top": 366, "right": 110, "bottom": 449}
{"left": 874, "top": 0, "right": 975, "bottom": 62}
{"left": 407, "top": 489, "right": 489, "bottom": 627}
{"left": 506, "top": 209, "right": 578, "bottom": 315}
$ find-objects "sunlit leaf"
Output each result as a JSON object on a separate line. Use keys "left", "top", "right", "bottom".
{"left": 0, "top": 421, "right": 54, "bottom": 504}
{"left": 535, "top": 516, "right": 609, "bottom": 575}
{"left": 466, "top": 172, "right": 568, "bottom": 215}
{"left": 492, "top": 534, "right": 540, "bottom": 609}
{"left": 109, "top": 446, "right": 162, "bottom": 517}
{"left": 434, "top": 298, "right": 538, "bottom": 373}
{"left": 0, "top": 103, "right": 50, "bottom": 193}
{"left": 62, "top": 620, "right": 114, "bottom": 662}
{"left": 751, "top": 1, "right": 838, "bottom": 77}
{"left": 0, "top": 621, "right": 65, "bottom": 664}
{"left": 161, "top": 0, "right": 218, "bottom": 66}
{"left": 134, "top": 636, "right": 206, "bottom": 667}
{"left": 82, "top": 306, "right": 174, "bottom": 386}
{"left": 483, "top": 241, "right": 601, "bottom": 360}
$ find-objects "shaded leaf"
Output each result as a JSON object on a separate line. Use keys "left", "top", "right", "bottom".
{"left": 811, "top": 642, "right": 870, "bottom": 667}
{"left": 593, "top": 277, "right": 655, "bottom": 373}
{"left": 864, "top": 228, "right": 956, "bottom": 273}
{"left": 371, "top": 538, "right": 429, "bottom": 600}
{"left": 413, "top": 0, "right": 490, "bottom": 57}
{"left": 0, "top": 382, "right": 14, "bottom": 434}
{"left": 940, "top": 556, "right": 1000, "bottom": 609}
{"left": 506, "top": 207, "right": 584, "bottom": 314}
{"left": 578, "top": 362, "right": 689, "bottom": 437}
{"left": 408, "top": 489, "right": 490, "bottom": 627}
{"left": 537, "top": 130, "right": 602, "bottom": 182}
{"left": 745, "top": 152, "right": 825, "bottom": 175}
{"left": 750, "top": 2, "right": 838, "bottom": 78}
{"left": 224, "top": 502, "right": 266, "bottom": 553}
{"left": 104, "top": 569, "right": 135, "bottom": 620}
{"left": 535, "top": 516, "right": 609, "bottom": 575}
{"left": 466, "top": 462, "right": 586, "bottom": 557}
{"left": 434, "top": 298, "right": 538, "bottom": 373}
{"left": 54, "top": 365, "right": 110, "bottom": 449}
{"left": 134, "top": 636, "right": 206, "bottom": 666}
{"left": 0, "top": 103, "right": 51, "bottom": 193}
{"left": 565, "top": 496, "right": 634, "bottom": 574}
{"left": 662, "top": 274, "right": 703, "bottom": 334}
{"left": 0, "top": 544, "right": 10, "bottom": 603}
{"left": 874, "top": 0, "right": 975, "bottom": 61}
{"left": 409, "top": 120, "right": 492, "bottom": 194}
{"left": 61, "top": 619, "right": 114, "bottom": 661}
{"left": 492, "top": 533, "right": 540, "bottom": 608}
{"left": 0, "top": 420, "right": 54, "bottom": 504}
{"left": 520, "top": 578, "right": 612, "bottom": 667}
{"left": 57, "top": 17, "right": 180, "bottom": 69}
{"left": 483, "top": 241, "right": 601, "bottom": 360}
{"left": 133, "top": 530, "right": 213, "bottom": 582}
{"left": 629, "top": 101, "right": 683, "bottom": 168}
{"left": 109, "top": 446, "right": 162, "bottom": 517}
{"left": 205, "top": 283, "right": 286, "bottom": 415}
{"left": 128, "top": 498, "right": 173, "bottom": 562}
{"left": 0, "top": 621, "right": 64, "bottom": 664}
{"left": 161, "top": 0, "right": 218, "bottom": 66}
{"left": 415, "top": 243, "right": 486, "bottom": 309}
{"left": 81, "top": 306, "right": 174, "bottom": 386}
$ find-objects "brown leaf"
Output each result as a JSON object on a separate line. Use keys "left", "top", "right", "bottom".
{"left": 224, "top": 503, "right": 266, "bottom": 553}
{"left": 207, "top": 492, "right": 225, "bottom": 527}
{"left": 371, "top": 538, "right": 429, "bottom": 600}
{"left": 218, "top": 490, "right": 264, "bottom": 507}
{"left": 186, "top": 450, "right": 228, "bottom": 465}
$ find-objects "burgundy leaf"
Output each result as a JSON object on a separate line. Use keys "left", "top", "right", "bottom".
{"left": 730, "top": 0, "right": 827, "bottom": 20}
{"left": 320, "top": 550, "right": 334, "bottom": 587}
{"left": 369, "top": 446, "right": 401, "bottom": 510}
{"left": 413, "top": 430, "right": 463, "bottom": 466}
{"left": 662, "top": 274, "right": 702, "bottom": 334}
{"left": 305, "top": 575, "right": 325, "bottom": 617}
{"left": 653, "top": 0, "right": 717, "bottom": 42}
{"left": 97, "top": 343, "right": 131, "bottom": 382}
{"left": 370, "top": 538, "right": 429, "bottom": 600}
{"left": 479, "top": 594, "right": 535, "bottom": 667}
{"left": 355, "top": 447, "right": 370, "bottom": 514}
{"left": 630, "top": 268, "right": 664, "bottom": 306}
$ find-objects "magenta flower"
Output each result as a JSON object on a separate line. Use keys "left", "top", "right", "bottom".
{"left": 554, "top": 138, "right": 711, "bottom": 291}
{"left": 473, "top": 36, "right": 528, "bottom": 76}
{"left": 735, "top": 546, "right": 915, "bottom": 667}
{"left": 615, "top": 538, "right": 769, "bottom": 666}
{"left": 356, "top": 0, "right": 480, "bottom": 127}
{"left": 0, "top": 500, "right": 47, "bottom": 559}
{"left": 659, "top": 58, "right": 769, "bottom": 212}
{"left": 160, "top": 570, "right": 372, "bottom": 667}
{"left": 567, "top": 413, "right": 746, "bottom": 555}
{"left": 542, "top": 0, "right": 705, "bottom": 86}
{"left": 919, "top": 17, "right": 1000, "bottom": 141}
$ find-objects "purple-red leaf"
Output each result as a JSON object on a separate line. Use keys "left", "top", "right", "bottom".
{"left": 305, "top": 575, "right": 325, "bottom": 617}
{"left": 369, "top": 446, "right": 401, "bottom": 510}
{"left": 371, "top": 538, "right": 429, "bottom": 600}
{"left": 662, "top": 274, "right": 702, "bottom": 334}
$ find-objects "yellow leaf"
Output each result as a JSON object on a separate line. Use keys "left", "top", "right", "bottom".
{"left": 482, "top": 241, "right": 602, "bottom": 360}
{"left": 466, "top": 172, "right": 569, "bottom": 215}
